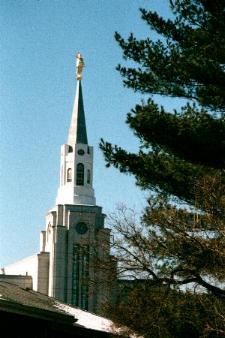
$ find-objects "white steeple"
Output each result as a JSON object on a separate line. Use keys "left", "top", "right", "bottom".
{"left": 68, "top": 53, "right": 88, "bottom": 146}
{"left": 56, "top": 53, "right": 96, "bottom": 205}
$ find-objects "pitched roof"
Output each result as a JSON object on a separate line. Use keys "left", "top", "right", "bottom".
{"left": 0, "top": 281, "right": 127, "bottom": 336}
{"left": 0, "top": 281, "right": 67, "bottom": 316}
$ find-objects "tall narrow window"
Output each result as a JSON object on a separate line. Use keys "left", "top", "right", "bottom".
{"left": 67, "top": 168, "right": 72, "bottom": 182}
{"left": 61, "top": 166, "right": 64, "bottom": 185}
{"left": 87, "top": 169, "right": 91, "bottom": 184}
{"left": 76, "top": 163, "right": 84, "bottom": 185}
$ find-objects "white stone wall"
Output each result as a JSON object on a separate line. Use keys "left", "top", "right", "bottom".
{"left": 56, "top": 143, "right": 96, "bottom": 206}
{"left": 3, "top": 255, "right": 38, "bottom": 290}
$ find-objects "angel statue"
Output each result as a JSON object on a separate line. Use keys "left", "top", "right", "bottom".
{"left": 76, "top": 53, "right": 84, "bottom": 80}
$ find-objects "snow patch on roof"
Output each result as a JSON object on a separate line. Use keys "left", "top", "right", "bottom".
{"left": 54, "top": 302, "right": 142, "bottom": 337}
{"left": 54, "top": 302, "right": 114, "bottom": 332}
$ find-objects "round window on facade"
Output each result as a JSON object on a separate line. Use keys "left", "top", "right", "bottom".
{"left": 75, "top": 222, "right": 88, "bottom": 235}
{"left": 78, "top": 149, "right": 85, "bottom": 155}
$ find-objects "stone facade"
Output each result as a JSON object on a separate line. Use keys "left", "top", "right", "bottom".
{"left": 39, "top": 204, "right": 113, "bottom": 312}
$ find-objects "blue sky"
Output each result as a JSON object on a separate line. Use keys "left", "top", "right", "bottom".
{"left": 0, "top": 0, "right": 172, "bottom": 266}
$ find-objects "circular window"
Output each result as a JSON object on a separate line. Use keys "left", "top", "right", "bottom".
{"left": 75, "top": 222, "right": 88, "bottom": 235}
{"left": 78, "top": 149, "right": 85, "bottom": 155}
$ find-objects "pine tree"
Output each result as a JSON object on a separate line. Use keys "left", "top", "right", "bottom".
{"left": 100, "top": 0, "right": 225, "bottom": 205}
{"left": 100, "top": 1, "right": 225, "bottom": 336}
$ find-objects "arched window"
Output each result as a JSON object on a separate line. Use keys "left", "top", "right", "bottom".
{"left": 67, "top": 168, "right": 72, "bottom": 182}
{"left": 87, "top": 169, "right": 91, "bottom": 184}
{"left": 68, "top": 145, "right": 73, "bottom": 153}
{"left": 76, "top": 163, "right": 84, "bottom": 185}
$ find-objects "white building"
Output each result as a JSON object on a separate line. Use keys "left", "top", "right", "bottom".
{"left": 2, "top": 53, "right": 116, "bottom": 314}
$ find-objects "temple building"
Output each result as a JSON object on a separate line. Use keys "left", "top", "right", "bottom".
{"left": 2, "top": 53, "right": 116, "bottom": 314}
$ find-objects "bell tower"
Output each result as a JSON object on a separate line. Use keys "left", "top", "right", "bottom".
{"left": 38, "top": 54, "right": 115, "bottom": 313}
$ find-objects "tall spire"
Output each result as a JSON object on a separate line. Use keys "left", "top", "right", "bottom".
{"left": 68, "top": 53, "right": 88, "bottom": 146}
{"left": 56, "top": 53, "right": 96, "bottom": 206}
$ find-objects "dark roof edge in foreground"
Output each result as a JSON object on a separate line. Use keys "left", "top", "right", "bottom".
{"left": 0, "top": 298, "right": 75, "bottom": 325}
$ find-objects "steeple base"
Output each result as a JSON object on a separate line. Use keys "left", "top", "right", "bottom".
{"left": 56, "top": 185, "right": 96, "bottom": 206}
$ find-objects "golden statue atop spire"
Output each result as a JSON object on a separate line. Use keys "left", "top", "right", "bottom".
{"left": 76, "top": 52, "right": 84, "bottom": 80}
